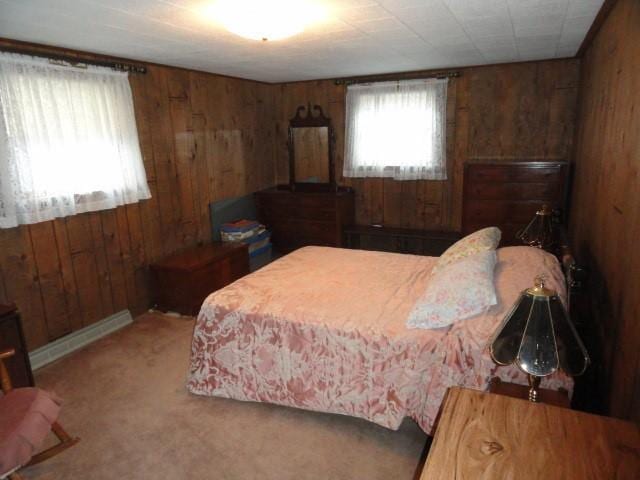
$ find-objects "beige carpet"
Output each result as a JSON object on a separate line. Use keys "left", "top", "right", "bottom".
{"left": 22, "top": 312, "right": 429, "bottom": 479}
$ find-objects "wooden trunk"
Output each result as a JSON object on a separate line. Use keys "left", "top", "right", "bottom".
{"left": 150, "top": 243, "right": 249, "bottom": 316}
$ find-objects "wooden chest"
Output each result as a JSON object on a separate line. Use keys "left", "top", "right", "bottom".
{"left": 150, "top": 242, "right": 249, "bottom": 316}
{"left": 0, "top": 304, "right": 35, "bottom": 388}
{"left": 462, "top": 161, "right": 568, "bottom": 244}
{"left": 255, "top": 187, "right": 355, "bottom": 254}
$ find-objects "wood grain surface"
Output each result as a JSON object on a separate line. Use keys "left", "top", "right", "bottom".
{"left": 0, "top": 41, "right": 582, "bottom": 355}
{"left": 569, "top": 0, "right": 640, "bottom": 426}
{"left": 422, "top": 388, "right": 640, "bottom": 479}
{"left": 0, "top": 39, "right": 277, "bottom": 350}
{"left": 273, "top": 59, "right": 579, "bottom": 232}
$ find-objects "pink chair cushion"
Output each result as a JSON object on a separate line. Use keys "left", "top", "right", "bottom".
{"left": 0, "top": 388, "right": 61, "bottom": 476}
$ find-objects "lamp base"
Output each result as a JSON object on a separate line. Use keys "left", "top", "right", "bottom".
{"left": 528, "top": 375, "right": 541, "bottom": 402}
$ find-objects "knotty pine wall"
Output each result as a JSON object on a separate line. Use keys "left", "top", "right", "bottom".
{"left": 0, "top": 39, "right": 277, "bottom": 350}
{"left": 273, "top": 58, "right": 580, "bottom": 231}
{"left": 570, "top": 0, "right": 640, "bottom": 425}
{"left": 0, "top": 40, "right": 582, "bottom": 353}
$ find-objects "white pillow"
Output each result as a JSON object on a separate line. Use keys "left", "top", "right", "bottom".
{"left": 407, "top": 250, "right": 498, "bottom": 329}
{"left": 432, "top": 227, "right": 501, "bottom": 274}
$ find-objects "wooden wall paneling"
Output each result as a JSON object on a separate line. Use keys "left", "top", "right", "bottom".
{"left": 0, "top": 265, "right": 7, "bottom": 305}
{"left": 400, "top": 181, "right": 419, "bottom": 228}
{"left": 51, "top": 219, "right": 82, "bottom": 332}
{"left": 27, "top": 222, "right": 70, "bottom": 340}
{"left": 544, "top": 63, "right": 579, "bottom": 161}
{"left": 122, "top": 204, "right": 150, "bottom": 316}
{"left": 450, "top": 73, "right": 470, "bottom": 232}
{"left": 190, "top": 113, "right": 213, "bottom": 242}
{"left": 64, "top": 215, "right": 103, "bottom": 328}
{"left": 88, "top": 213, "right": 114, "bottom": 318}
{"left": 188, "top": 71, "right": 216, "bottom": 244}
{"left": 99, "top": 210, "right": 128, "bottom": 313}
{"left": 255, "top": 82, "right": 277, "bottom": 194}
{"left": 274, "top": 60, "right": 578, "bottom": 232}
{"left": 570, "top": 0, "right": 640, "bottom": 425}
{"left": 114, "top": 207, "right": 139, "bottom": 315}
{"left": 382, "top": 179, "right": 403, "bottom": 227}
{"left": 145, "top": 66, "right": 182, "bottom": 256}
{"left": 367, "top": 179, "right": 385, "bottom": 225}
{"left": 440, "top": 77, "right": 458, "bottom": 229}
{"left": 167, "top": 69, "right": 199, "bottom": 247}
{"left": 0, "top": 39, "right": 279, "bottom": 350}
{"left": 128, "top": 73, "right": 162, "bottom": 264}
{"left": 241, "top": 80, "right": 258, "bottom": 193}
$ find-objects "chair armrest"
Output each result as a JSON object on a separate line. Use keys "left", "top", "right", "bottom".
{"left": 0, "top": 348, "right": 15, "bottom": 393}
{"left": 0, "top": 348, "right": 16, "bottom": 360}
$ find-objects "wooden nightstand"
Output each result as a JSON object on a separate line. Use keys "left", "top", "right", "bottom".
{"left": 150, "top": 242, "right": 249, "bottom": 316}
{"left": 421, "top": 387, "right": 640, "bottom": 479}
{"left": 488, "top": 377, "right": 570, "bottom": 408}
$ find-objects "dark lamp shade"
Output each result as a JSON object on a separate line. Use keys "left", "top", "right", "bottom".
{"left": 490, "top": 279, "right": 589, "bottom": 378}
{"left": 516, "top": 204, "right": 554, "bottom": 249}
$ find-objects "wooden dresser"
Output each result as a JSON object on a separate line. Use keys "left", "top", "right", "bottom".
{"left": 150, "top": 242, "right": 249, "bottom": 316}
{"left": 421, "top": 387, "right": 640, "bottom": 479}
{"left": 0, "top": 304, "right": 34, "bottom": 388}
{"left": 462, "top": 161, "right": 568, "bottom": 244}
{"left": 255, "top": 186, "right": 355, "bottom": 253}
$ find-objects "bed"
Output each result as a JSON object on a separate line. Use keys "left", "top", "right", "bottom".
{"left": 187, "top": 245, "right": 571, "bottom": 434}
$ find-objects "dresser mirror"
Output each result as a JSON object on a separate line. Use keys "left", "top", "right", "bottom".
{"left": 288, "top": 104, "right": 336, "bottom": 190}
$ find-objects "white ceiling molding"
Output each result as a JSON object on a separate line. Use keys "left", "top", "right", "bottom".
{"left": 0, "top": 0, "right": 603, "bottom": 82}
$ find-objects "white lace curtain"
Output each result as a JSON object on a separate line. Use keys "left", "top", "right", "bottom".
{"left": 0, "top": 52, "right": 150, "bottom": 228}
{"left": 344, "top": 78, "right": 448, "bottom": 181}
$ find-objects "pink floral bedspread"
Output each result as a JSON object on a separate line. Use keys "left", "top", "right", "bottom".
{"left": 187, "top": 246, "right": 571, "bottom": 434}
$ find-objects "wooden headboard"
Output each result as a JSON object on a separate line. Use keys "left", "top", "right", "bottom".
{"left": 462, "top": 161, "right": 569, "bottom": 245}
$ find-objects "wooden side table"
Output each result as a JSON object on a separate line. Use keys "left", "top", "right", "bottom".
{"left": 0, "top": 304, "right": 35, "bottom": 388}
{"left": 421, "top": 387, "right": 640, "bottom": 479}
{"left": 488, "top": 377, "right": 570, "bottom": 408}
{"left": 150, "top": 242, "right": 249, "bottom": 316}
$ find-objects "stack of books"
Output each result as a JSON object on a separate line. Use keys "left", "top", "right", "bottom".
{"left": 220, "top": 219, "right": 272, "bottom": 263}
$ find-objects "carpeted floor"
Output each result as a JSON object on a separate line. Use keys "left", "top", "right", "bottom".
{"left": 22, "top": 312, "right": 429, "bottom": 479}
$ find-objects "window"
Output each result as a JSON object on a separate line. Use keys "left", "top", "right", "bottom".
{"left": 0, "top": 52, "right": 150, "bottom": 228}
{"left": 343, "top": 78, "right": 448, "bottom": 181}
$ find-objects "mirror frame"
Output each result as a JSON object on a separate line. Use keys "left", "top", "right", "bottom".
{"left": 288, "top": 103, "right": 336, "bottom": 191}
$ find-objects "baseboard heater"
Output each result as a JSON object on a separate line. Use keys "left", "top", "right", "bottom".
{"left": 29, "top": 310, "right": 133, "bottom": 370}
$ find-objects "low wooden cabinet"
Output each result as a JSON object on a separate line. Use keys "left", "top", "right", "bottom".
{"left": 255, "top": 186, "right": 355, "bottom": 253}
{"left": 0, "top": 304, "right": 35, "bottom": 388}
{"left": 150, "top": 242, "right": 249, "bottom": 316}
{"left": 344, "top": 225, "right": 460, "bottom": 256}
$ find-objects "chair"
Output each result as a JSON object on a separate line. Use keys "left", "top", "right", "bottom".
{"left": 0, "top": 349, "right": 79, "bottom": 480}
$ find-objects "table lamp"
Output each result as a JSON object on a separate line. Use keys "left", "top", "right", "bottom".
{"left": 489, "top": 276, "right": 589, "bottom": 402}
{"left": 516, "top": 204, "right": 555, "bottom": 249}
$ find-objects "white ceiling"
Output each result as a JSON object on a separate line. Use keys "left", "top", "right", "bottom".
{"left": 0, "top": 0, "right": 602, "bottom": 83}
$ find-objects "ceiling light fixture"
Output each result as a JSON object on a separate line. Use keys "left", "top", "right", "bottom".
{"left": 207, "top": 0, "right": 327, "bottom": 42}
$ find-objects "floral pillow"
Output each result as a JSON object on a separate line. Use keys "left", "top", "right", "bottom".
{"left": 432, "top": 226, "right": 501, "bottom": 274}
{"left": 407, "top": 249, "right": 498, "bottom": 329}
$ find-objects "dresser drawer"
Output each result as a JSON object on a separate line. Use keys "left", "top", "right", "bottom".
{"left": 462, "top": 162, "right": 568, "bottom": 239}
{"left": 255, "top": 188, "right": 355, "bottom": 253}
{"left": 260, "top": 204, "right": 336, "bottom": 222}
{"left": 466, "top": 181, "right": 562, "bottom": 201}
{"left": 466, "top": 164, "right": 564, "bottom": 183}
